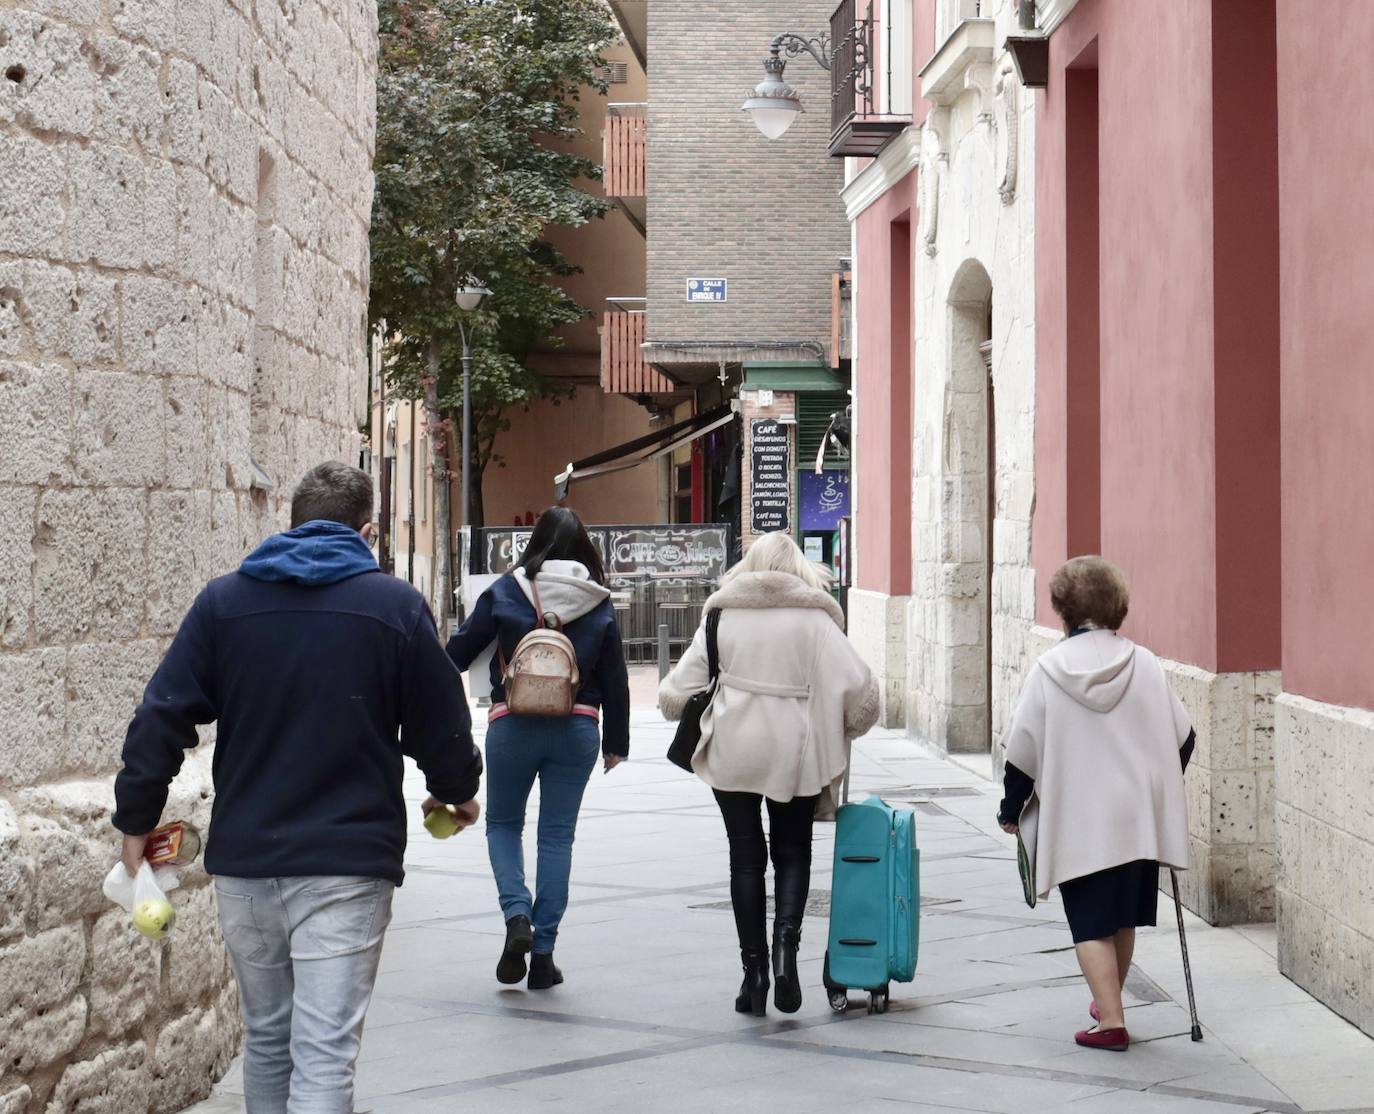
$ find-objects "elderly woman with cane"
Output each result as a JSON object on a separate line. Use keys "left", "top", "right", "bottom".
{"left": 997, "top": 556, "right": 1195, "bottom": 1051}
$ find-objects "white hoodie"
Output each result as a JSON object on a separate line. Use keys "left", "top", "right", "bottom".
{"left": 512, "top": 559, "right": 610, "bottom": 626}
{"left": 1002, "top": 630, "right": 1192, "bottom": 899}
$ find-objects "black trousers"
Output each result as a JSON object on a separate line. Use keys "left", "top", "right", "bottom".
{"left": 713, "top": 789, "right": 818, "bottom": 956}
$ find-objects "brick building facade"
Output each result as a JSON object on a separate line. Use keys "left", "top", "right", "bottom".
{"left": 0, "top": 2, "right": 376, "bottom": 1109}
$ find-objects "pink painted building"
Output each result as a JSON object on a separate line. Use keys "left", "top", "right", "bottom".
{"left": 839, "top": 0, "right": 1374, "bottom": 1033}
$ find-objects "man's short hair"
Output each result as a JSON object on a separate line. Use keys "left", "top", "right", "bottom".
{"left": 290, "top": 462, "right": 374, "bottom": 530}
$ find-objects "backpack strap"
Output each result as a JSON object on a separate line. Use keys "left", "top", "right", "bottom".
{"left": 530, "top": 576, "right": 561, "bottom": 630}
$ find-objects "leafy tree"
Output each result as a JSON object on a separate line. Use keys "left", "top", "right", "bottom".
{"left": 371, "top": 0, "right": 615, "bottom": 616}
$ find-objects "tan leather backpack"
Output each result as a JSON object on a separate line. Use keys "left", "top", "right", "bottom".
{"left": 501, "top": 577, "right": 580, "bottom": 716}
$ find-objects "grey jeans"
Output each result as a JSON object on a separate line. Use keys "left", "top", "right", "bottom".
{"left": 215, "top": 876, "right": 395, "bottom": 1114}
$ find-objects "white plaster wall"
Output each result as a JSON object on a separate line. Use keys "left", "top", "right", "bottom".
{"left": 0, "top": 2, "right": 377, "bottom": 1110}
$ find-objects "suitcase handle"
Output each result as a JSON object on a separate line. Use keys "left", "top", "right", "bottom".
{"left": 840, "top": 855, "right": 881, "bottom": 863}
{"left": 838, "top": 938, "right": 878, "bottom": 947}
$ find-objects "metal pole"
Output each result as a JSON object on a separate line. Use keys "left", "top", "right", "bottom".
{"left": 461, "top": 333, "right": 472, "bottom": 532}
{"left": 406, "top": 401, "right": 416, "bottom": 584}
{"left": 657, "top": 623, "right": 670, "bottom": 680}
{"left": 375, "top": 327, "right": 391, "bottom": 574}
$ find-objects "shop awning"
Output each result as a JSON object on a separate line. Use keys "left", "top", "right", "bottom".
{"left": 555, "top": 405, "right": 736, "bottom": 500}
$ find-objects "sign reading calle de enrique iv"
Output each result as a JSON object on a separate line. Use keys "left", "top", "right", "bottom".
{"left": 750, "top": 418, "right": 791, "bottom": 534}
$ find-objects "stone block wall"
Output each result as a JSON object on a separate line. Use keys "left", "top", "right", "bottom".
{"left": 1275, "top": 694, "right": 1374, "bottom": 1035}
{"left": 1161, "top": 663, "right": 1280, "bottom": 926}
{"left": 0, "top": 1, "right": 376, "bottom": 1109}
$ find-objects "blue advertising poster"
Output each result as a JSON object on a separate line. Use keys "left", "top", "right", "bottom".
{"left": 799, "top": 471, "right": 851, "bottom": 532}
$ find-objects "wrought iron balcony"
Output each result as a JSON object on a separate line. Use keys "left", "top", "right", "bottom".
{"left": 829, "top": 0, "right": 912, "bottom": 158}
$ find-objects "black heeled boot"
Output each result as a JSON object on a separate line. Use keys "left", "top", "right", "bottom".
{"left": 772, "top": 851, "right": 810, "bottom": 1014}
{"left": 772, "top": 926, "right": 802, "bottom": 1013}
{"left": 735, "top": 948, "right": 770, "bottom": 1017}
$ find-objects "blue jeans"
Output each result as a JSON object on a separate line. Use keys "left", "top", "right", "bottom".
{"left": 215, "top": 876, "right": 394, "bottom": 1114}
{"left": 484, "top": 714, "right": 600, "bottom": 953}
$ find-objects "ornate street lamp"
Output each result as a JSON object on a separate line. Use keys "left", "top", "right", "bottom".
{"left": 742, "top": 33, "right": 831, "bottom": 140}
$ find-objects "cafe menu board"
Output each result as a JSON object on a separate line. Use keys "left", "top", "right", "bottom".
{"left": 750, "top": 418, "right": 791, "bottom": 534}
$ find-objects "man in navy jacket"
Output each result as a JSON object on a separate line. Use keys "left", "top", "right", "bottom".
{"left": 113, "top": 461, "right": 481, "bottom": 1114}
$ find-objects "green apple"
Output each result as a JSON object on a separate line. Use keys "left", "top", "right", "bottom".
{"left": 423, "top": 804, "right": 460, "bottom": 840}
{"left": 133, "top": 897, "right": 175, "bottom": 940}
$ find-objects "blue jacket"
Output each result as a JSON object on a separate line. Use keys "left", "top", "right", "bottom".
{"left": 447, "top": 567, "right": 631, "bottom": 757}
{"left": 113, "top": 521, "right": 482, "bottom": 886}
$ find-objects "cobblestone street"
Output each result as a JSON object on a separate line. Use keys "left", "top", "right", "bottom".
{"left": 187, "top": 676, "right": 1374, "bottom": 1114}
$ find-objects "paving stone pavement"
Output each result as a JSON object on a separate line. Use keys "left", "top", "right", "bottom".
{"left": 187, "top": 676, "right": 1374, "bottom": 1114}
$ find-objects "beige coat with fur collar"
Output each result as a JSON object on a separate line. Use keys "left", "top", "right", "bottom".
{"left": 658, "top": 571, "right": 879, "bottom": 818}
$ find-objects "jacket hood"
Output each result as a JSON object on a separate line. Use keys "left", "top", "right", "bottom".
{"left": 704, "top": 571, "right": 845, "bottom": 629}
{"left": 513, "top": 560, "right": 610, "bottom": 625}
{"left": 1038, "top": 629, "right": 1137, "bottom": 712}
{"left": 239, "top": 520, "right": 378, "bottom": 586}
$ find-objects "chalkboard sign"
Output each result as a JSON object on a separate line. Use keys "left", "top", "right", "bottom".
{"left": 750, "top": 418, "right": 791, "bottom": 534}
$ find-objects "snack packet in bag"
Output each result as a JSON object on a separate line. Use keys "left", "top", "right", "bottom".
{"left": 102, "top": 860, "right": 182, "bottom": 940}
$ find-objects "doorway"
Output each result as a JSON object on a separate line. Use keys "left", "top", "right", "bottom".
{"left": 941, "top": 260, "right": 994, "bottom": 753}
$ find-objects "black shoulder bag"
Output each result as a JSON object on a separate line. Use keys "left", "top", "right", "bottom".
{"left": 666, "top": 608, "right": 721, "bottom": 773}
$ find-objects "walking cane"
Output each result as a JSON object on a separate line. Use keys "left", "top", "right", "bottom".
{"left": 1169, "top": 869, "right": 1204, "bottom": 1041}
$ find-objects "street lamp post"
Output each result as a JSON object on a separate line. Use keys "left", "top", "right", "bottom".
{"left": 453, "top": 278, "right": 491, "bottom": 535}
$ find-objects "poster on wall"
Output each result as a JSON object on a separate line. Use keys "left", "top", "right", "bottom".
{"left": 799, "top": 470, "right": 851, "bottom": 532}
{"left": 750, "top": 419, "right": 791, "bottom": 534}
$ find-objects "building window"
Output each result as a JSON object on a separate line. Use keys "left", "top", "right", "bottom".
{"left": 937, "top": 0, "right": 981, "bottom": 44}
{"left": 883, "top": 0, "right": 914, "bottom": 116}
{"left": 419, "top": 437, "right": 429, "bottom": 523}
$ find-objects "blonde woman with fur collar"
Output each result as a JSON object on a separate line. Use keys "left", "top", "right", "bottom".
{"left": 659, "top": 533, "right": 880, "bottom": 1017}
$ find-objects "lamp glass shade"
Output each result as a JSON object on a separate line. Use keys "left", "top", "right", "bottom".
{"left": 454, "top": 282, "right": 491, "bottom": 311}
{"left": 743, "top": 97, "right": 802, "bottom": 140}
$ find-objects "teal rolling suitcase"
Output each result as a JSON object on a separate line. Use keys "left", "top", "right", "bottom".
{"left": 822, "top": 796, "right": 920, "bottom": 1014}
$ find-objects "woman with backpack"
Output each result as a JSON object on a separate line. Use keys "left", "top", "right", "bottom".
{"left": 447, "top": 507, "right": 629, "bottom": 990}
{"left": 658, "top": 532, "right": 880, "bottom": 1016}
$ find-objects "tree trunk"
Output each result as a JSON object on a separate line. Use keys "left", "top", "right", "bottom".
{"left": 425, "top": 337, "right": 452, "bottom": 626}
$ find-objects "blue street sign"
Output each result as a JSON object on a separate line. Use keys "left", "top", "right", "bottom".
{"left": 686, "top": 278, "right": 727, "bottom": 303}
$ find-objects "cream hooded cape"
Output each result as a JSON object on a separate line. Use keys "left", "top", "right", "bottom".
{"left": 658, "top": 571, "right": 879, "bottom": 819}
{"left": 1002, "top": 630, "right": 1191, "bottom": 899}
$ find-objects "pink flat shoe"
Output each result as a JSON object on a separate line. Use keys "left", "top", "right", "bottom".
{"left": 1089, "top": 1000, "right": 1100, "bottom": 1022}
{"left": 1075, "top": 1026, "right": 1130, "bottom": 1051}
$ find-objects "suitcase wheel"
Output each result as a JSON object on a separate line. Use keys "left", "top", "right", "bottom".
{"left": 867, "top": 986, "right": 890, "bottom": 1015}
{"left": 822, "top": 951, "right": 850, "bottom": 1014}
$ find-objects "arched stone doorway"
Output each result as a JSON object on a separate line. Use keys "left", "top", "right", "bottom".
{"left": 938, "top": 259, "right": 994, "bottom": 753}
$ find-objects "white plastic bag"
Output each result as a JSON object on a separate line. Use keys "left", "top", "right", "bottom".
{"left": 102, "top": 860, "right": 182, "bottom": 939}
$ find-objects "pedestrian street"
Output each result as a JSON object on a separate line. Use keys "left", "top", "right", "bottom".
{"left": 187, "top": 677, "right": 1374, "bottom": 1114}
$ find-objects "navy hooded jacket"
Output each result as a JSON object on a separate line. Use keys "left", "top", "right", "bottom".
{"left": 447, "top": 562, "right": 631, "bottom": 757}
{"left": 113, "top": 520, "right": 482, "bottom": 886}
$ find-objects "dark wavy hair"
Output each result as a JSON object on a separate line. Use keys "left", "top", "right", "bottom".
{"left": 516, "top": 506, "right": 606, "bottom": 585}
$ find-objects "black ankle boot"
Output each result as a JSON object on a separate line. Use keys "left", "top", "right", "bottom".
{"left": 735, "top": 948, "right": 770, "bottom": 1017}
{"left": 496, "top": 915, "right": 533, "bottom": 985}
{"left": 527, "top": 952, "right": 563, "bottom": 989}
{"left": 772, "top": 927, "right": 802, "bottom": 1013}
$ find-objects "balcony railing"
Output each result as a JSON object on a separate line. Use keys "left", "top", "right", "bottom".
{"left": 829, "top": 0, "right": 912, "bottom": 157}
{"left": 603, "top": 103, "right": 646, "bottom": 198}
{"left": 601, "top": 301, "right": 676, "bottom": 395}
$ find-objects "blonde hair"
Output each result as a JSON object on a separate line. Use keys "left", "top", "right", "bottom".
{"left": 720, "top": 532, "right": 834, "bottom": 591}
